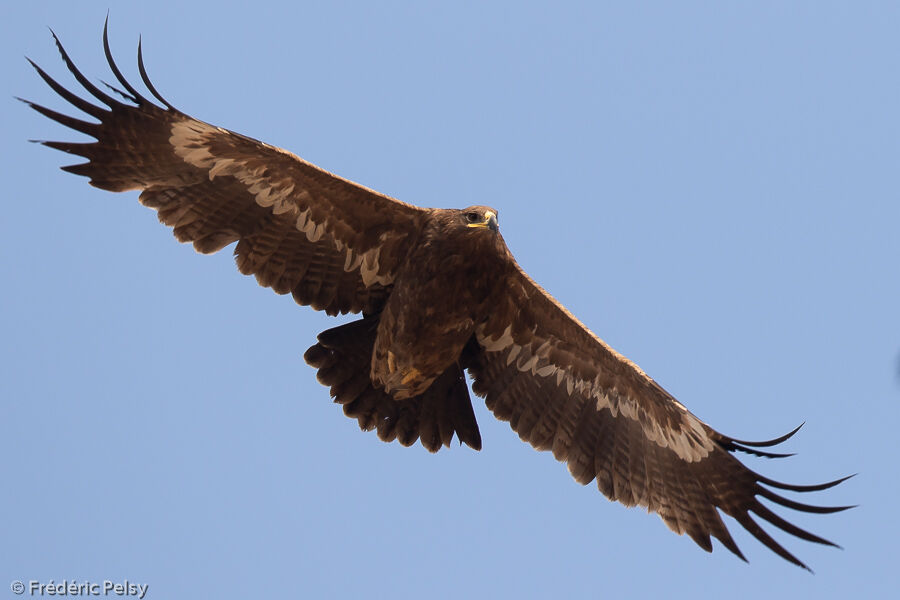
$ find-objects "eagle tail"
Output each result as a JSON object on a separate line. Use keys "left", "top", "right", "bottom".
{"left": 303, "top": 316, "right": 482, "bottom": 452}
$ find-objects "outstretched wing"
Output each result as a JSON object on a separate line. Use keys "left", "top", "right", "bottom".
{"left": 468, "top": 262, "right": 851, "bottom": 570}
{"left": 23, "top": 23, "right": 426, "bottom": 316}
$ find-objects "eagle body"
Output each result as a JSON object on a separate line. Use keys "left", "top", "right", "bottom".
{"left": 23, "top": 21, "right": 852, "bottom": 571}
{"left": 373, "top": 206, "right": 508, "bottom": 398}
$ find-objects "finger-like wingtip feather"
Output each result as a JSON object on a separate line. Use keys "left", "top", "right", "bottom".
{"left": 48, "top": 27, "right": 122, "bottom": 109}
{"left": 59, "top": 162, "right": 95, "bottom": 178}
{"left": 102, "top": 17, "right": 146, "bottom": 105}
{"left": 756, "top": 472, "right": 855, "bottom": 493}
{"left": 18, "top": 97, "right": 99, "bottom": 137}
{"left": 732, "top": 512, "right": 813, "bottom": 572}
{"left": 751, "top": 502, "right": 840, "bottom": 548}
{"left": 718, "top": 536, "right": 748, "bottom": 562}
{"left": 757, "top": 485, "right": 856, "bottom": 515}
{"left": 137, "top": 36, "right": 176, "bottom": 111}
{"left": 728, "top": 442, "right": 796, "bottom": 459}
{"left": 38, "top": 139, "right": 93, "bottom": 156}
{"left": 26, "top": 57, "right": 107, "bottom": 119}
{"left": 99, "top": 79, "right": 136, "bottom": 103}
{"left": 726, "top": 422, "right": 805, "bottom": 448}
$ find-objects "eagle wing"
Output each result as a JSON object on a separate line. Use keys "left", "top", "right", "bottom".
{"left": 23, "top": 24, "right": 426, "bottom": 316}
{"left": 468, "top": 261, "right": 851, "bottom": 570}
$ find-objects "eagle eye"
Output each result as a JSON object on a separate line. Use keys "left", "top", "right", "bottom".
{"left": 464, "top": 211, "right": 480, "bottom": 223}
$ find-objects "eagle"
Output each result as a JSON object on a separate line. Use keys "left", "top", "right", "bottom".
{"left": 23, "top": 22, "right": 851, "bottom": 571}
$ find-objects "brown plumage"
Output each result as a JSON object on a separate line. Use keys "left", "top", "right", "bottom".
{"left": 23, "top": 21, "right": 852, "bottom": 571}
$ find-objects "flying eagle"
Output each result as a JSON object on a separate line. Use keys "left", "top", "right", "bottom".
{"left": 23, "top": 22, "right": 851, "bottom": 571}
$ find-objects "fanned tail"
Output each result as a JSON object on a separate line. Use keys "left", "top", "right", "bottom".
{"left": 304, "top": 316, "right": 482, "bottom": 452}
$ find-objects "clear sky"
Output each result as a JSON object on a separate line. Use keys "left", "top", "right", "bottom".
{"left": 2, "top": 1, "right": 898, "bottom": 598}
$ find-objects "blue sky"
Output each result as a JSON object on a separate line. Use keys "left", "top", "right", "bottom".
{"left": 2, "top": 1, "right": 898, "bottom": 598}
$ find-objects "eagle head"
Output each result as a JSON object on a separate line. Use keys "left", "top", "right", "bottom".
{"left": 459, "top": 205, "right": 499, "bottom": 233}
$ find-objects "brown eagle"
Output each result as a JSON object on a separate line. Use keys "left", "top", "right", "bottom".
{"left": 23, "top": 22, "right": 851, "bottom": 571}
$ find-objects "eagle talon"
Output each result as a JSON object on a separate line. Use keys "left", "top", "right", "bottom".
{"left": 400, "top": 368, "right": 422, "bottom": 386}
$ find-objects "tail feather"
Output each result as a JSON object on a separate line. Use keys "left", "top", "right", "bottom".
{"left": 304, "top": 316, "right": 482, "bottom": 452}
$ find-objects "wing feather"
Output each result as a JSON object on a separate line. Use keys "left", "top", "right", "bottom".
{"left": 468, "top": 262, "right": 851, "bottom": 569}
{"left": 25, "top": 26, "right": 425, "bottom": 316}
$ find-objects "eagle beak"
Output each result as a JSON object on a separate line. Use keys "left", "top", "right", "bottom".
{"left": 466, "top": 210, "right": 500, "bottom": 232}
